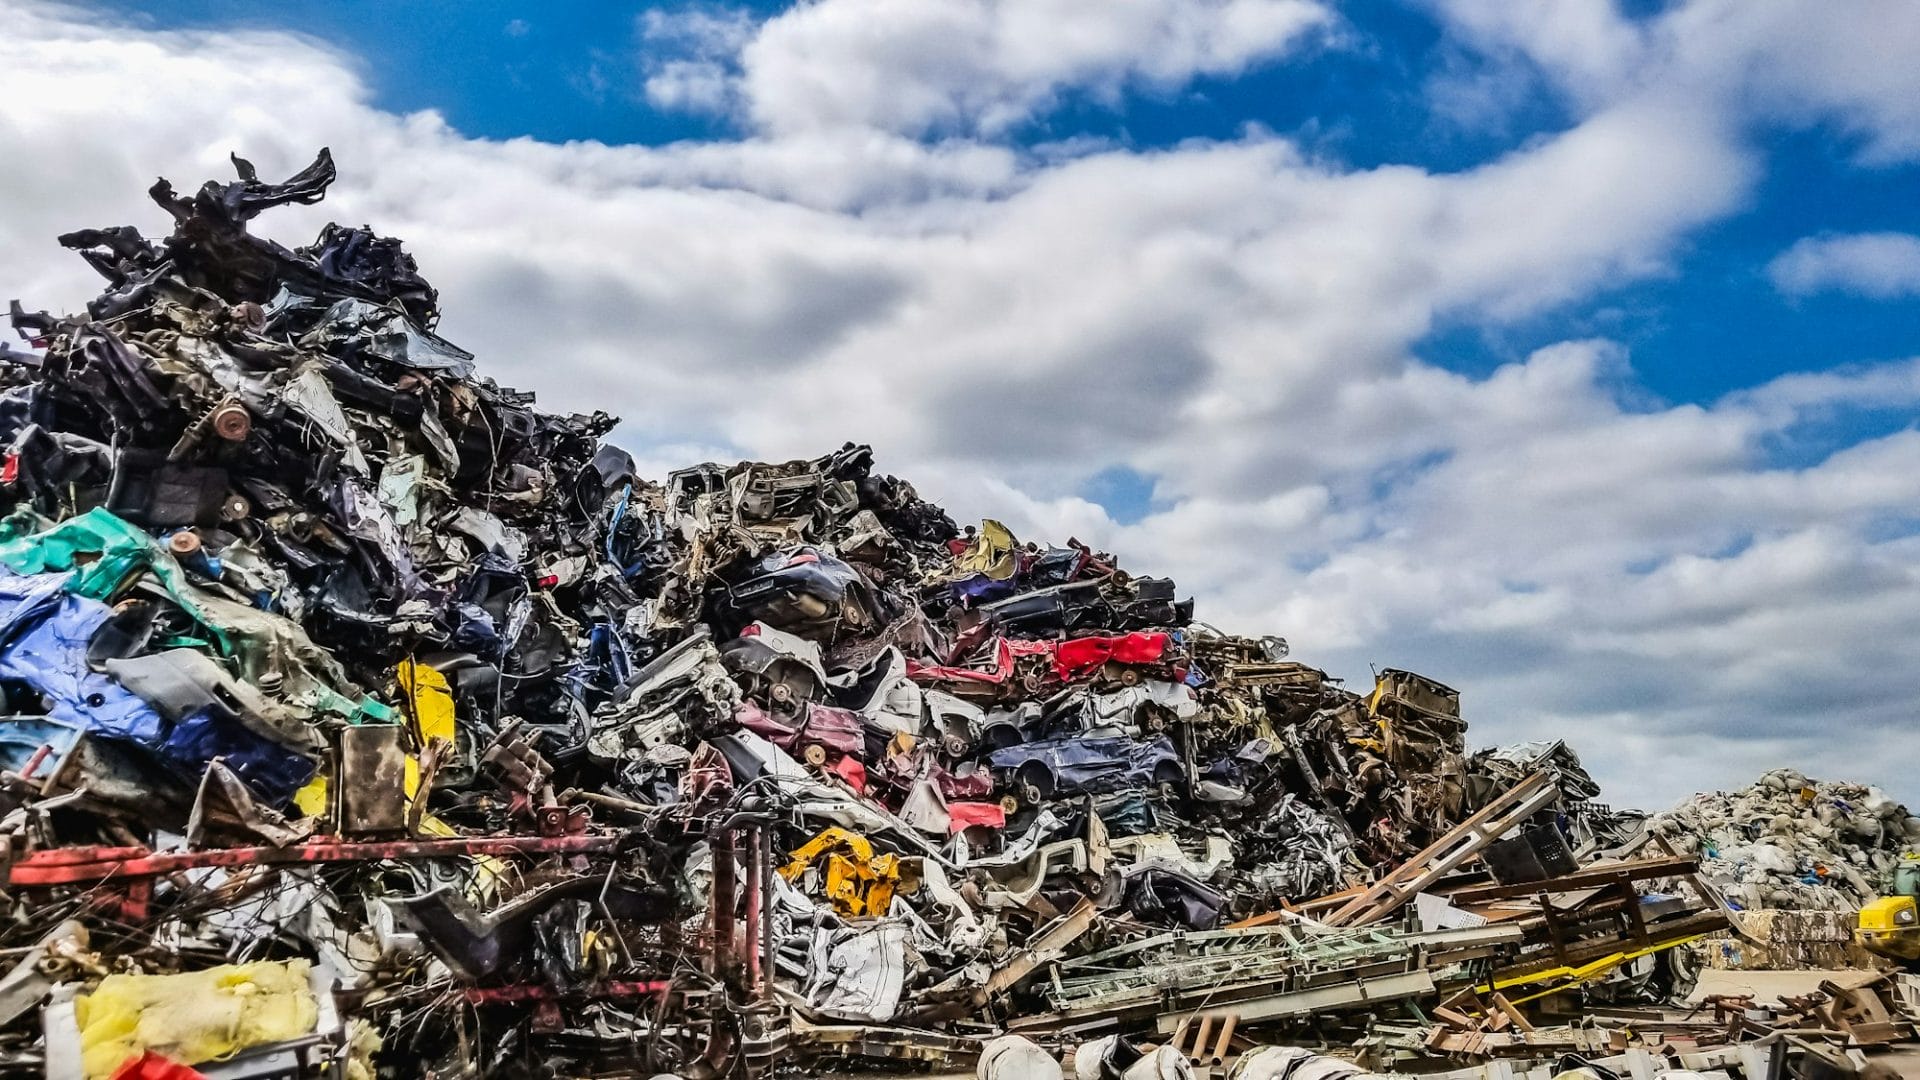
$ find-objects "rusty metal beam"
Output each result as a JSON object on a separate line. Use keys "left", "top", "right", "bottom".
{"left": 972, "top": 898, "right": 1099, "bottom": 1007}
{"left": 8, "top": 834, "right": 626, "bottom": 886}
{"left": 463, "top": 981, "right": 673, "bottom": 1005}
{"left": 1442, "top": 855, "right": 1699, "bottom": 904}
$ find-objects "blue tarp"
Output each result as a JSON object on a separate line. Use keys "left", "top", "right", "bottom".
{"left": 160, "top": 706, "right": 314, "bottom": 803}
{"left": 0, "top": 570, "right": 313, "bottom": 804}
{"left": 0, "top": 571, "right": 164, "bottom": 745}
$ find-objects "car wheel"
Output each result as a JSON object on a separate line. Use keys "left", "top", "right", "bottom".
{"left": 1016, "top": 763, "right": 1054, "bottom": 804}
{"left": 1152, "top": 762, "right": 1183, "bottom": 800}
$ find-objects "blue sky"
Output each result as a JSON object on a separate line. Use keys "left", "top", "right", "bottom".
{"left": 9, "top": 0, "right": 1920, "bottom": 805}
{"left": 92, "top": 2, "right": 778, "bottom": 146}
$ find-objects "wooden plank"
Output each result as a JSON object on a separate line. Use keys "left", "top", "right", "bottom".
{"left": 1490, "top": 993, "right": 1535, "bottom": 1033}
{"left": 1289, "top": 885, "right": 1365, "bottom": 917}
{"left": 1443, "top": 856, "right": 1699, "bottom": 905}
{"left": 1537, "top": 894, "right": 1570, "bottom": 966}
{"left": 1619, "top": 880, "right": 1652, "bottom": 949}
{"left": 972, "top": 898, "right": 1098, "bottom": 1005}
{"left": 1324, "top": 770, "right": 1560, "bottom": 927}
{"left": 1224, "top": 910, "right": 1286, "bottom": 930}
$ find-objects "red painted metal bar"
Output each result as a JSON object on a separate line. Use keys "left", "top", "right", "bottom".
{"left": 709, "top": 827, "right": 737, "bottom": 986}
{"left": 8, "top": 834, "right": 625, "bottom": 886}
{"left": 742, "top": 827, "right": 763, "bottom": 997}
{"left": 462, "top": 980, "right": 672, "bottom": 1005}
{"left": 758, "top": 826, "right": 776, "bottom": 1003}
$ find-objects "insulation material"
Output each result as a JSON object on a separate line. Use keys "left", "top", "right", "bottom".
{"left": 76, "top": 961, "right": 318, "bottom": 1079}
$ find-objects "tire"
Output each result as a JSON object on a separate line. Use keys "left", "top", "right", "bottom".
{"left": 1152, "top": 761, "right": 1184, "bottom": 800}
{"left": 1016, "top": 763, "right": 1055, "bottom": 804}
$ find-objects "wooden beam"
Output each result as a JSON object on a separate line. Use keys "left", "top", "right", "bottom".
{"left": 1490, "top": 992, "right": 1536, "bottom": 1033}
{"left": 1323, "top": 770, "right": 1560, "bottom": 927}
{"left": 1444, "top": 855, "right": 1699, "bottom": 904}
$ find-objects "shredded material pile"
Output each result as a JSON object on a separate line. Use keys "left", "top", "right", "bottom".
{"left": 1654, "top": 769, "right": 1920, "bottom": 912}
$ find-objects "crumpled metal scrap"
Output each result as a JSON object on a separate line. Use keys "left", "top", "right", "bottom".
{"left": 0, "top": 151, "right": 1691, "bottom": 1078}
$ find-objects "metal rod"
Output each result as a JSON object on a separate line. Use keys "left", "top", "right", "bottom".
{"left": 743, "top": 825, "right": 764, "bottom": 997}
{"left": 759, "top": 825, "right": 777, "bottom": 1002}
{"left": 711, "top": 826, "right": 738, "bottom": 985}
{"left": 9, "top": 834, "right": 626, "bottom": 885}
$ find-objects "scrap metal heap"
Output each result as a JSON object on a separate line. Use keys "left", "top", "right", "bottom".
{"left": 0, "top": 153, "right": 1905, "bottom": 1079}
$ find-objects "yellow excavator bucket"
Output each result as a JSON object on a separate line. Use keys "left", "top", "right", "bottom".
{"left": 1856, "top": 895, "right": 1920, "bottom": 961}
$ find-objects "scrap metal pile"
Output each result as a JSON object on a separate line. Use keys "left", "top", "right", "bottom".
{"left": 0, "top": 152, "right": 1904, "bottom": 1080}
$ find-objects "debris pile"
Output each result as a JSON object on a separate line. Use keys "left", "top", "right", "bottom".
{"left": 1654, "top": 770, "right": 1920, "bottom": 912}
{"left": 0, "top": 152, "right": 1908, "bottom": 1080}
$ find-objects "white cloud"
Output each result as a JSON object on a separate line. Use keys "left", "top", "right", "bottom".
{"left": 645, "top": 0, "right": 1335, "bottom": 136}
{"left": 1426, "top": 0, "right": 1920, "bottom": 163}
{"left": 3, "top": 0, "right": 1920, "bottom": 810}
{"left": 1664, "top": 0, "right": 1920, "bottom": 164}
{"left": 1420, "top": 0, "right": 1649, "bottom": 112}
{"left": 1768, "top": 232, "right": 1920, "bottom": 299}
{"left": 639, "top": 6, "right": 757, "bottom": 114}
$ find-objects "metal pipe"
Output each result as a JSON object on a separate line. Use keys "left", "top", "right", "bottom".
{"left": 9, "top": 834, "right": 626, "bottom": 886}
{"left": 743, "top": 825, "right": 764, "bottom": 996}
{"left": 1208, "top": 1014, "right": 1238, "bottom": 1064}
{"left": 759, "top": 825, "right": 776, "bottom": 1002}
{"left": 710, "top": 826, "right": 738, "bottom": 985}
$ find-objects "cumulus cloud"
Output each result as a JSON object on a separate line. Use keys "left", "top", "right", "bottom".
{"left": 1421, "top": 0, "right": 1649, "bottom": 113}
{"left": 639, "top": 6, "right": 757, "bottom": 114}
{"left": 1426, "top": 0, "right": 1920, "bottom": 163}
{"left": 644, "top": 0, "right": 1335, "bottom": 136}
{"left": 3, "top": 0, "right": 1919, "bottom": 807}
{"left": 1768, "top": 232, "right": 1920, "bottom": 299}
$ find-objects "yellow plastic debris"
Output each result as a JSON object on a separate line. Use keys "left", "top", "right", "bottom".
{"left": 781, "top": 827, "right": 900, "bottom": 917}
{"left": 951, "top": 519, "right": 1017, "bottom": 581}
{"left": 291, "top": 775, "right": 329, "bottom": 818}
{"left": 76, "top": 960, "right": 318, "bottom": 1079}
{"left": 394, "top": 659, "right": 455, "bottom": 745}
